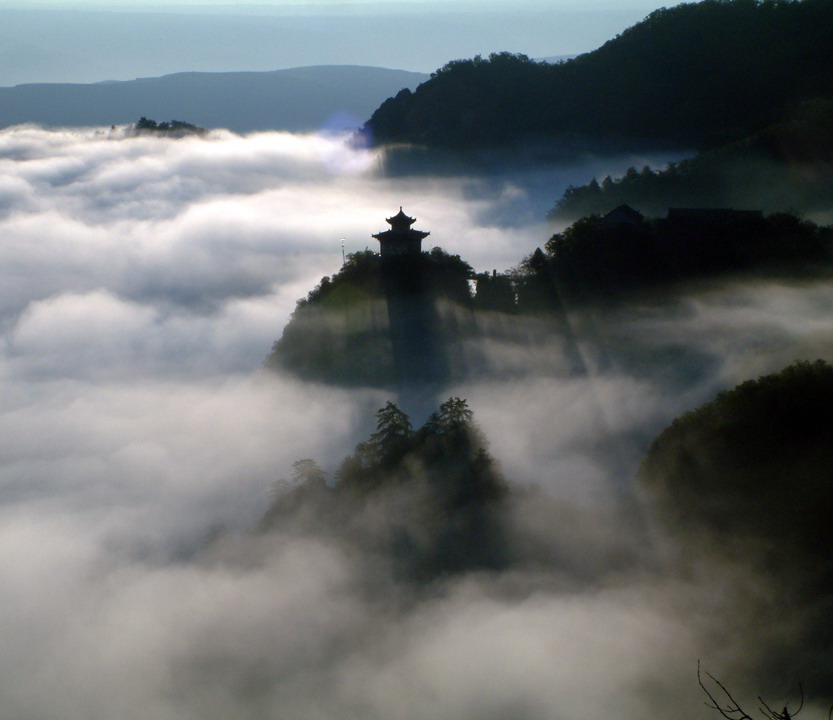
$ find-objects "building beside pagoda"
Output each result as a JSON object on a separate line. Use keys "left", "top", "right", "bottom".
{"left": 372, "top": 208, "right": 430, "bottom": 257}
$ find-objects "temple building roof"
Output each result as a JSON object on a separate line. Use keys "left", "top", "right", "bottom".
{"left": 386, "top": 207, "right": 418, "bottom": 231}
{"left": 372, "top": 207, "right": 429, "bottom": 256}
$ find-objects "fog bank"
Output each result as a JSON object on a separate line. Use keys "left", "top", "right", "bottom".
{"left": 0, "top": 125, "right": 829, "bottom": 718}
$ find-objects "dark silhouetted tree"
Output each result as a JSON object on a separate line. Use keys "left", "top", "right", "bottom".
{"left": 368, "top": 401, "right": 413, "bottom": 461}
{"left": 436, "top": 396, "right": 474, "bottom": 432}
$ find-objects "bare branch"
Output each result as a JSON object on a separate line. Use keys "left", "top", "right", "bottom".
{"left": 758, "top": 698, "right": 781, "bottom": 720}
{"left": 698, "top": 661, "right": 755, "bottom": 720}
{"left": 699, "top": 662, "right": 812, "bottom": 720}
{"left": 759, "top": 682, "right": 803, "bottom": 720}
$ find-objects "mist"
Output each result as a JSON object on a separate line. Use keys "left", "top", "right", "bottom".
{"left": 0, "top": 125, "right": 829, "bottom": 719}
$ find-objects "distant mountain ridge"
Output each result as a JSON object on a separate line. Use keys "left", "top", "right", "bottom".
{"left": 0, "top": 65, "right": 429, "bottom": 133}
{"left": 361, "top": 0, "right": 833, "bottom": 152}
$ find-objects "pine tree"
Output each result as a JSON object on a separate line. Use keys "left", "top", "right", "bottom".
{"left": 368, "top": 401, "right": 413, "bottom": 460}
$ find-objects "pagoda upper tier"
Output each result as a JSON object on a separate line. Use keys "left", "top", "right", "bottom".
{"left": 372, "top": 207, "right": 430, "bottom": 257}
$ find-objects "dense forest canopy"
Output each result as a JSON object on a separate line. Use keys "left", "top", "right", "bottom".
{"left": 267, "top": 210, "right": 833, "bottom": 387}
{"left": 550, "top": 97, "right": 833, "bottom": 219}
{"left": 639, "top": 360, "right": 833, "bottom": 689}
{"left": 640, "top": 359, "right": 833, "bottom": 568}
{"left": 544, "top": 210, "right": 833, "bottom": 295}
{"left": 361, "top": 0, "right": 833, "bottom": 152}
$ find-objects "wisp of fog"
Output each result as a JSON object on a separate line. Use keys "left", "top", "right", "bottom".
{"left": 0, "top": 125, "right": 830, "bottom": 720}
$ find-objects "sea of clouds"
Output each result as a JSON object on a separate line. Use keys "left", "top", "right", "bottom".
{"left": 0, "top": 125, "right": 830, "bottom": 720}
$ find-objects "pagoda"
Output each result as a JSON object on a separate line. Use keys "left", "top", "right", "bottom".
{"left": 372, "top": 208, "right": 430, "bottom": 257}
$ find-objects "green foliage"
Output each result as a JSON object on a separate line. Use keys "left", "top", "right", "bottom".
{"left": 550, "top": 98, "right": 833, "bottom": 219}
{"left": 265, "top": 248, "right": 475, "bottom": 386}
{"left": 263, "top": 398, "right": 508, "bottom": 580}
{"left": 543, "top": 211, "right": 832, "bottom": 295}
{"left": 509, "top": 248, "right": 559, "bottom": 314}
{"left": 436, "top": 397, "right": 474, "bottom": 431}
{"left": 290, "top": 458, "right": 327, "bottom": 487}
{"left": 640, "top": 359, "right": 833, "bottom": 577}
{"left": 368, "top": 401, "right": 413, "bottom": 463}
{"left": 266, "top": 207, "right": 833, "bottom": 389}
{"left": 473, "top": 271, "right": 516, "bottom": 313}
{"left": 336, "top": 397, "right": 493, "bottom": 493}
{"left": 364, "top": 52, "right": 548, "bottom": 148}
{"left": 640, "top": 360, "right": 833, "bottom": 687}
{"left": 261, "top": 459, "right": 331, "bottom": 531}
{"left": 361, "top": 0, "right": 833, "bottom": 151}
{"left": 135, "top": 117, "right": 206, "bottom": 136}
{"left": 300, "top": 250, "right": 382, "bottom": 307}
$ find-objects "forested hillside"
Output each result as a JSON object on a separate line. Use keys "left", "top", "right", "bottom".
{"left": 259, "top": 397, "right": 634, "bottom": 585}
{"left": 640, "top": 359, "right": 833, "bottom": 688}
{"left": 361, "top": 0, "right": 833, "bottom": 151}
{"left": 261, "top": 398, "right": 511, "bottom": 582}
{"left": 266, "top": 248, "right": 476, "bottom": 387}
{"left": 550, "top": 98, "right": 833, "bottom": 219}
{"left": 267, "top": 212, "right": 832, "bottom": 388}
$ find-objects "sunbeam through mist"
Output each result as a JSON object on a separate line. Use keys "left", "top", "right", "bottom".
{"left": 0, "top": 125, "right": 832, "bottom": 720}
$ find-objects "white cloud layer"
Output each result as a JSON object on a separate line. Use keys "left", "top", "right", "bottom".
{"left": 0, "top": 125, "right": 829, "bottom": 718}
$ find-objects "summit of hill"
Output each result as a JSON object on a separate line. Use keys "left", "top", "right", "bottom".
{"left": 361, "top": 0, "right": 833, "bottom": 153}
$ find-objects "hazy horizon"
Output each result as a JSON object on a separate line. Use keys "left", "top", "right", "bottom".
{"left": 0, "top": 1, "right": 656, "bottom": 86}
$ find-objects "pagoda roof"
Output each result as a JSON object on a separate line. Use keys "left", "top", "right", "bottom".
{"left": 372, "top": 228, "right": 430, "bottom": 241}
{"left": 386, "top": 207, "right": 416, "bottom": 227}
{"left": 373, "top": 207, "right": 430, "bottom": 241}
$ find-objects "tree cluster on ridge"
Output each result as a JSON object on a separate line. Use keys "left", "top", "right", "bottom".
{"left": 261, "top": 398, "right": 509, "bottom": 581}
{"left": 361, "top": 1, "right": 833, "bottom": 152}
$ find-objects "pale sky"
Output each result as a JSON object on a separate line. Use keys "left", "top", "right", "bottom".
{"left": 0, "top": 0, "right": 653, "bottom": 8}
{"left": 0, "top": 0, "right": 659, "bottom": 85}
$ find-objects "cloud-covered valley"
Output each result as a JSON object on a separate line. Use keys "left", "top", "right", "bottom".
{"left": 0, "top": 125, "right": 831, "bottom": 720}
